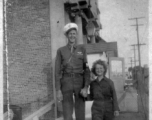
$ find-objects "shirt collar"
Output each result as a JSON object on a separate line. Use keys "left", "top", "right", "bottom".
{"left": 96, "top": 76, "right": 106, "bottom": 83}
{"left": 67, "top": 43, "right": 77, "bottom": 49}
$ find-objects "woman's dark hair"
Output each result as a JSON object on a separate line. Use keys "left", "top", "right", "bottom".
{"left": 91, "top": 59, "right": 107, "bottom": 76}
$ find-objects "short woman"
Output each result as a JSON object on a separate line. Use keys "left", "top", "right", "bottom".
{"left": 89, "top": 60, "right": 119, "bottom": 120}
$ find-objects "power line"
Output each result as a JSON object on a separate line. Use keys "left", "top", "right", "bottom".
{"left": 128, "top": 57, "right": 134, "bottom": 68}
{"left": 128, "top": 17, "right": 145, "bottom": 67}
{"left": 128, "top": 57, "right": 138, "bottom": 68}
{"left": 130, "top": 43, "right": 146, "bottom": 67}
{"left": 129, "top": 17, "right": 147, "bottom": 120}
{"left": 140, "top": 21, "right": 148, "bottom": 43}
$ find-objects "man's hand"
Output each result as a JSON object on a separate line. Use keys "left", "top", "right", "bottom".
{"left": 114, "top": 111, "right": 119, "bottom": 116}
{"left": 90, "top": 72, "right": 96, "bottom": 81}
{"left": 80, "top": 87, "right": 88, "bottom": 97}
{"left": 56, "top": 90, "right": 63, "bottom": 101}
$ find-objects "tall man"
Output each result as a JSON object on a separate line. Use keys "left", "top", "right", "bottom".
{"left": 55, "top": 23, "right": 90, "bottom": 120}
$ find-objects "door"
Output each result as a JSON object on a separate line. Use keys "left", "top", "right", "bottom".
{"left": 84, "top": 52, "right": 108, "bottom": 119}
{"left": 108, "top": 57, "right": 126, "bottom": 111}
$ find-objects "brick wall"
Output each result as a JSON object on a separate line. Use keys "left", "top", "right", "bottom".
{"left": 5, "top": 0, "right": 54, "bottom": 118}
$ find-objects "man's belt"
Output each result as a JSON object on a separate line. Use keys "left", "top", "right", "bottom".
{"left": 63, "top": 73, "right": 82, "bottom": 77}
{"left": 94, "top": 97, "right": 112, "bottom": 101}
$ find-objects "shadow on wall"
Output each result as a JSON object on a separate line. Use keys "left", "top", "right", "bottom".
{"left": 42, "top": 62, "right": 55, "bottom": 119}
{"left": 42, "top": 62, "right": 53, "bottom": 100}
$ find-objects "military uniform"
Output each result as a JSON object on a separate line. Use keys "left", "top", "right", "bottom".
{"left": 88, "top": 77, "right": 119, "bottom": 120}
{"left": 55, "top": 43, "right": 90, "bottom": 120}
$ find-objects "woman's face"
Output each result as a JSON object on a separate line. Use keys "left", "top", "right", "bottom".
{"left": 95, "top": 64, "right": 105, "bottom": 76}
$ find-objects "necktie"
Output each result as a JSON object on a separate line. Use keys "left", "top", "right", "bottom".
{"left": 71, "top": 45, "right": 73, "bottom": 53}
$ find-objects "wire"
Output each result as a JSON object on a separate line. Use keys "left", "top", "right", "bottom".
{"left": 138, "top": 21, "right": 148, "bottom": 66}
{"left": 140, "top": 22, "right": 148, "bottom": 43}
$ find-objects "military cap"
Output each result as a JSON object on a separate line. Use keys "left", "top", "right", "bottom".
{"left": 63, "top": 23, "right": 78, "bottom": 35}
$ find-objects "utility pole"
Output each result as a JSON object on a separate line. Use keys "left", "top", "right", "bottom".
{"left": 129, "top": 57, "right": 134, "bottom": 68}
{"left": 129, "top": 17, "right": 147, "bottom": 120}
{"left": 128, "top": 17, "right": 145, "bottom": 67}
{"left": 128, "top": 57, "right": 135, "bottom": 79}
{"left": 130, "top": 44, "right": 137, "bottom": 67}
{"left": 130, "top": 44, "right": 145, "bottom": 67}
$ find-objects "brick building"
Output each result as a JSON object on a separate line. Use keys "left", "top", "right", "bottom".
{"left": 4, "top": 0, "right": 53, "bottom": 119}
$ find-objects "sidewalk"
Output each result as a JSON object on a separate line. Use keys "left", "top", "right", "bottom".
{"left": 58, "top": 87, "right": 146, "bottom": 120}
{"left": 84, "top": 86, "right": 145, "bottom": 120}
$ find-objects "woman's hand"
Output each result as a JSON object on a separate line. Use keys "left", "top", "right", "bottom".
{"left": 114, "top": 111, "right": 119, "bottom": 116}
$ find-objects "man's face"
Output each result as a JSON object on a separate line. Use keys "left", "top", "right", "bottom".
{"left": 67, "top": 29, "right": 77, "bottom": 44}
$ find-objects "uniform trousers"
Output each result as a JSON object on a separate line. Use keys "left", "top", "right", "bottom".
{"left": 61, "top": 74, "right": 85, "bottom": 120}
{"left": 91, "top": 100, "right": 114, "bottom": 120}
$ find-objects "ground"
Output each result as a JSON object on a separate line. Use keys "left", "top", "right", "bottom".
{"left": 57, "top": 86, "right": 147, "bottom": 120}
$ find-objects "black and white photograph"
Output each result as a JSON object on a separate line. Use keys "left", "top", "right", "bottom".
{"left": 2, "top": 0, "right": 150, "bottom": 120}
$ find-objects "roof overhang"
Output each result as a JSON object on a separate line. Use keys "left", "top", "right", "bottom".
{"left": 84, "top": 42, "right": 118, "bottom": 57}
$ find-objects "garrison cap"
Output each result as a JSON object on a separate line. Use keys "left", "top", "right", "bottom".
{"left": 63, "top": 23, "right": 78, "bottom": 35}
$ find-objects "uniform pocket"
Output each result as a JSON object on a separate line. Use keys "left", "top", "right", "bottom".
{"left": 77, "top": 55, "right": 83, "bottom": 60}
{"left": 61, "top": 77, "right": 73, "bottom": 92}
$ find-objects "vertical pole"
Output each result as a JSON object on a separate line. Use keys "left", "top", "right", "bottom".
{"left": 129, "top": 17, "right": 145, "bottom": 67}
{"left": 135, "top": 19, "right": 145, "bottom": 119}
{"left": 65, "top": 10, "right": 71, "bottom": 25}
{"left": 130, "top": 58, "right": 133, "bottom": 68}
{"left": 75, "top": 15, "right": 84, "bottom": 44}
{"left": 136, "top": 18, "right": 141, "bottom": 67}
{"left": 133, "top": 45, "right": 136, "bottom": 67}
{"left": 4, "top": 0, "right": 10, "bottom": 118}
{"left": 49, "top": 0, "right": 66, "bottom": 119}
{"left": 129, "top": 17, "right": 146, "bottom": 119}
{"left": 90, "top": 36, "right": 95, "bottom": 43}
{"left": 1, "top": 0, "right": 4, "bottom": 118}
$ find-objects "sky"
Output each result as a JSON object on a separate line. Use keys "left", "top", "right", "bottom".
{"left": 98, "top": 0, "right": 149, "bottom": 69}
